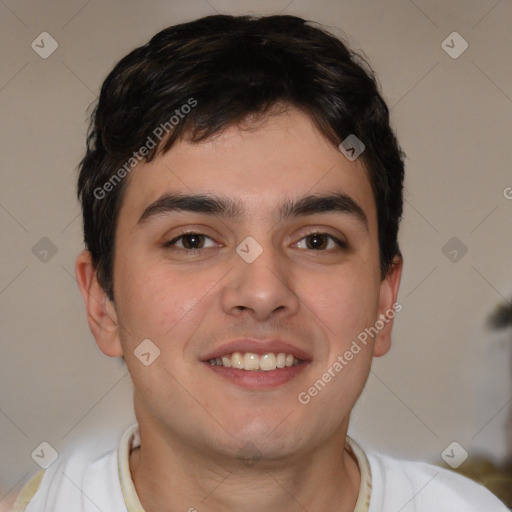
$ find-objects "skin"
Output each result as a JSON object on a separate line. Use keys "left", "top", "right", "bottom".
{"left": 76, "top": 107, "right": 402, "bottom": 512}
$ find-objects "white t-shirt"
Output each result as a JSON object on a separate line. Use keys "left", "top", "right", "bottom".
{"left": 13, "top": 424, "right": 508, "bottom": 512}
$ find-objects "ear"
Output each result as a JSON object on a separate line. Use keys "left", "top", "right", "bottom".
{"left": 75, "top": 250, "right": 123, "bottom": 358}
{"left": 373, "top": 255, "right": 403, "bottom": 357}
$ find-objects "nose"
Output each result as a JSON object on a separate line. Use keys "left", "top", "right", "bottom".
{"left": 220, "top": 240, "right": 300, "bottom": 322}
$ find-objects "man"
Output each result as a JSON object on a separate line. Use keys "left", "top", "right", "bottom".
{"left": 11, "top": 14, "right": 508, "bottom": 512}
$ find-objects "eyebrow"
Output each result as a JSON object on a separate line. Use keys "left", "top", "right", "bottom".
{"left": 136, "top": 191, "right": 368, "bottom": 229}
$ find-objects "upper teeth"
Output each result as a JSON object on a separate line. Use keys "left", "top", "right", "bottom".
{"left": 208, "top": 352, "right": 300, "bottom": 371}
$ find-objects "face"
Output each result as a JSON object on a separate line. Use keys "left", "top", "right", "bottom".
{"left": 78, "top": 107, "right": 401, "bottom": 462}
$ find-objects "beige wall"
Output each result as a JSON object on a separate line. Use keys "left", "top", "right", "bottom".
{"left": 1, "top": 0, "right": 511, "bottom": 498}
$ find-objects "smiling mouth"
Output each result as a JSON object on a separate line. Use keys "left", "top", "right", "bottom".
{"left": 208, "top": 352, "right": 302, "bottom": 371}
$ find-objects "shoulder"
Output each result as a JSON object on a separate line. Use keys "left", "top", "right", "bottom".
{"left": 367, "top": 451, "right": 508, "bottom": 511}
{"left": 10, "top": 437, "right": 126, "bottom": 512}
{"left": 8, "top": 471, "right": 45, "bottom": 512}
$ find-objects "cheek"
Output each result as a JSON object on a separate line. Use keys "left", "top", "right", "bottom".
{"left": 113, "top": 256, "right": 210, "bottom": 343}
{"left": 298, "top": 262, "right": 380, "bottom": 342}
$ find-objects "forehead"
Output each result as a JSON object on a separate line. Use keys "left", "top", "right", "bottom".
{"left": 117, "top": 108, "right": 377, "bottom": 228}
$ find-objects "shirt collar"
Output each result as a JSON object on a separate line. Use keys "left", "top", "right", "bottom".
{"left": 117, "top": 424, "right": 372, "bottom": 512}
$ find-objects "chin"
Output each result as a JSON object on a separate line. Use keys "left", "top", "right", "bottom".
{"left": 219, "top": 415, "right": 303, "bottom": 459}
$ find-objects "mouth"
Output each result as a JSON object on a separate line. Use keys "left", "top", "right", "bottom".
{"left": 201, "top": 340, "right": 311, "bottom": 389}
{"left": 207, "top": 351, "right": 302, "bottom": 371}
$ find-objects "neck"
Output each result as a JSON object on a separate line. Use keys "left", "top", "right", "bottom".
{"left": 129, "top": 421, "right": 361, "bottom": 512}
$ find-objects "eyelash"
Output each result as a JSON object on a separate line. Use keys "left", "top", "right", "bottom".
{"left": 163, "top": 230, "right": 348, "bottom": 252}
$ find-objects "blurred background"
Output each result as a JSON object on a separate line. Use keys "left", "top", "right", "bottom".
{"left": 1, "top": 0, "right": 511, "bottom": 507}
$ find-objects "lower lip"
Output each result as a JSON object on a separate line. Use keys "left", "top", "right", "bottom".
{"left": 203, "top": 362, "right": 309, "bottom": 389}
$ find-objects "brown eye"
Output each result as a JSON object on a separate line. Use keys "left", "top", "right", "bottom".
{"left": 295, "top": 233, "right": 346, "bottom": 251}
{"left": 306, "top": 233, "right": 328, "bottom": 250}
{"left": 180, "top": 233, "right": 205, "bottom": 249}
{"left": 165, "top": 232, "right": 215, "bottom": 250}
